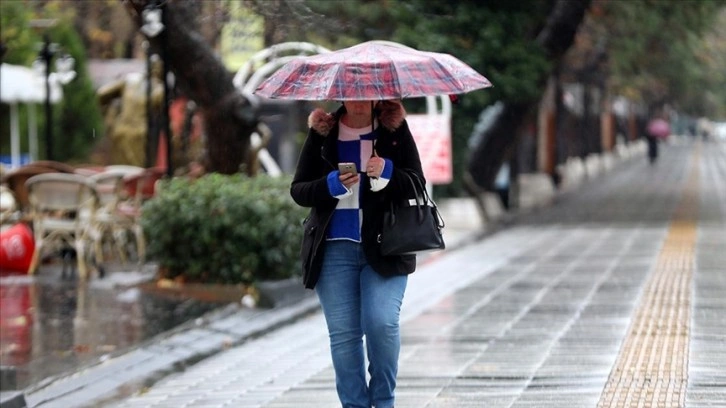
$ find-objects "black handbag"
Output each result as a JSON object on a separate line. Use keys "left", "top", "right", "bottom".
{"left": 377, "top": 170, "right": 445, "bottom": 256}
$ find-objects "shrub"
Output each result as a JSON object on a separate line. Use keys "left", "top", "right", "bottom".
{"left": 140, "top": 173, "right": 307, "bottom": 285}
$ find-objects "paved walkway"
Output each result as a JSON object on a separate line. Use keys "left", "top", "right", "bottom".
{"left": 20, "top": 138, "right": 726, "bottom": 408}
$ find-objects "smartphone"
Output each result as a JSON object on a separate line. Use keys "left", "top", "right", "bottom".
{"left": 338, "top": 162, "right": 357, "bottom": 175}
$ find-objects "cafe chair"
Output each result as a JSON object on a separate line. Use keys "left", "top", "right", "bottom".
{"left": 25, "top": 173, "right": 101, "bottom": 279}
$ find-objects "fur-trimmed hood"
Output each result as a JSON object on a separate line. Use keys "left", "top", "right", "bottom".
{"left": 307, "top": 100, "right": 407, "bottom": 136}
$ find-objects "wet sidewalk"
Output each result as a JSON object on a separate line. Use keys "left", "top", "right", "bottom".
{"left": 107, "top": 139, "right": 724, "bottom": 408}
{"left": 11, "top": 138, "right": 726, "bottom": 407}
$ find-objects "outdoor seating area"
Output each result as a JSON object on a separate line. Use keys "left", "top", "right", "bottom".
{"left": 0, "top": 161, "right": 165, "bottom": 279}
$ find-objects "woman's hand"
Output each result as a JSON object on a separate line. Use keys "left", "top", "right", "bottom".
{"left": 367, "top": 151, "right": 386, "bottom": 179}
{"left": 339, "top": 172, "right": 359, "bottom": 188}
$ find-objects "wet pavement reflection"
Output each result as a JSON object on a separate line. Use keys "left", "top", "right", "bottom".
{"left": 0, "top": 266, "right": 228, "bottom": 389}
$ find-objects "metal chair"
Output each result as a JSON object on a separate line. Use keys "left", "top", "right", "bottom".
{"left": 104, "top": 165, "right": 145, "bottom": 175}
{"left": 25, "top": 173, "right": 100, "bottom": 279}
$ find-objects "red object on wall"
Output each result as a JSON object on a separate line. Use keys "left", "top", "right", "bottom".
{"left": 0, "top": 223, "right": 35, "bottom": 275}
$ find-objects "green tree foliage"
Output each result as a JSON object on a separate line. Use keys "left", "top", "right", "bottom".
{"left": 391, "top": 1, "right": 551, "bottom": 104}
{"left": 691, "top": 7, "right": 726, "bottom": 118}
{"left": 0, "top": 1, "right": 103, "bottom": 164}
{"left": 0, "top": 1, "right": 36, "bottom": 159}
{"left": 0, "top": 1, "right": 37, "bottom": 64}
{"left": 301, "top": 0, "right": 400, "bottom": 48}
{"left": 595, "top": 0, "right": 726, "bottom": 115}
{"left": 43, "top": 6, "right": 105, "bottom": 162}
{"left": 388, "top": 1, "right": 552, "bottom": 195}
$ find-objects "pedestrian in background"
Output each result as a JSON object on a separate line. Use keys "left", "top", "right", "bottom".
{"left": 646, "top": 112, "right": 670, "bottom": 165}
{"left": 290, "top": 99, "right": 424, "bottom": 408}
{"left": 697, "top": 117, "right": 712, "bottom": 141}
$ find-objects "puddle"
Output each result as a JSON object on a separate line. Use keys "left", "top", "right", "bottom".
{"left": 0, "top": 267, "right": 230, "bottom": 389}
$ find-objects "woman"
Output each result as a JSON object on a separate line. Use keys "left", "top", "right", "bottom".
{"left": 290, "top": 99, "right": 424, "bottom": 408}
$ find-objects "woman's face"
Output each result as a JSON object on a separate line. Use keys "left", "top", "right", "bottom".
{"left": 344, "top": 100, "right": 373, "bottom": 116}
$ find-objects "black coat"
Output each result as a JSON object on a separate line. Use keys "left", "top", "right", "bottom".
{"left": 290, "top": 103, "right": 425, "bottom": 289}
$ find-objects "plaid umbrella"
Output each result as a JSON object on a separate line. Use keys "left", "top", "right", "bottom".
{"left": 254, "top": 41, "right": 492, "bottom": 101}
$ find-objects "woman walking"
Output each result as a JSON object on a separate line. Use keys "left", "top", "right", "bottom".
{"left": 290, "top": 99, "right": 424, "bottom": 408}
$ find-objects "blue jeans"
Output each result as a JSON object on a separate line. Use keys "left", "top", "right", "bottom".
{"left": 316, "top": 240, "right": 407, "bottom": 408}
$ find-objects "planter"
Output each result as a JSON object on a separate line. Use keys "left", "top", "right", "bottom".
{"left": 139, "top": 277, "right": 310, "bottom": 308}
{"left": 139, "top": 279, "right": 250, "bottom": 303}
{"left": 256, "top": 277, "right": 310, "bottom": 308}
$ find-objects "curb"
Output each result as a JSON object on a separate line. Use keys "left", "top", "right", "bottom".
{"left": 0, "top": 392, "right": 27, "bottom": 408}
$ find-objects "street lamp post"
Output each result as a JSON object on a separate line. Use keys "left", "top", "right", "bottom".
{"left": 38, "top": 35, "right": 55, "bottom": 161}
{"left": 32, "top": 34, "right": 75, "bottom": 161}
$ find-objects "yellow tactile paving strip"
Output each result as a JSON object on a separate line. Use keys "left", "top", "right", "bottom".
{"left": 597, "top": 149, "right": 699, "bottom": 408}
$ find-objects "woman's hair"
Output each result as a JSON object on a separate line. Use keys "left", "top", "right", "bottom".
{"left": 377, "top": 99, "right": 402, "bottom": 108}
{"left": 375, "top": 100, "right": 403, "bottom": 118}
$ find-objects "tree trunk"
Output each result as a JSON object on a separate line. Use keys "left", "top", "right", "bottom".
{"left": 466, "top": 0, "right": 591, "bottom": 190}
{"left": 125, "top": 0, "right": 258, "bottom": 174}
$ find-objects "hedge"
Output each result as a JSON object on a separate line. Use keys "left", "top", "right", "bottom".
{"left": 140, "top": 173, "right": 306, "bottom": 285}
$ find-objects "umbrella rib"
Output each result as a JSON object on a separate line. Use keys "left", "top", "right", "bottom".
{"left": 326, "top": 62, "right": 346, "bottom": 100}
{"left": 380, "top": 57, "right": 403, "bottom": 100}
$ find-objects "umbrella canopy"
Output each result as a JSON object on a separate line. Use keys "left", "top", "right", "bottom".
{"left": 647, "top": 118, "right": 670, "bottom": 139}
{"left": 254, "top": 41, "right": 492, "bottom": 101}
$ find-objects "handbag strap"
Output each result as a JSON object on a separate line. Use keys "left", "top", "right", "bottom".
{"left": 395, "top": 170, "right": 445, "bottom": 229}
{"left": 403, "top": 170, "right": 426, "bottom": 206}
{"left": 387, "top": 171, "right": 422, "bottom": 225}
